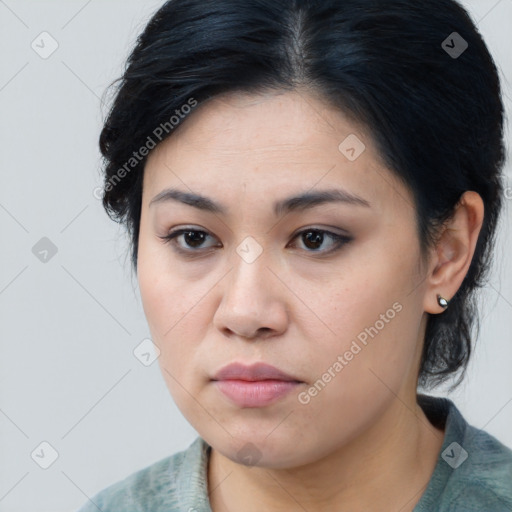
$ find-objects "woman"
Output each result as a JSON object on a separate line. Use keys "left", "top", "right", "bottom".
{"left": 78, "top": 0, "right": 512, "bottom": 510}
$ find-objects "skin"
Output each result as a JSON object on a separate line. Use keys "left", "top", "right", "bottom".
{"left": 137, "top": 89, "right": 484, "bottom": 511}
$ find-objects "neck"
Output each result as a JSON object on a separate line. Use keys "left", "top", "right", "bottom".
{"left": 208, "top": 398, "right": 445, "bottom": 512}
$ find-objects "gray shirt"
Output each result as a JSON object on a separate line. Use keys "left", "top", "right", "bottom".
{"left": 77, "top": 395, "right": 512, "bottom": 511}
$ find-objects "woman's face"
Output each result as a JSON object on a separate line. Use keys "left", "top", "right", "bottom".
{"left": 137, "top": 90, "right": 432, "bottom": 468}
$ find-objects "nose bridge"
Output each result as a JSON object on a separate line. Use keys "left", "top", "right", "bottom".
{"left": 213, "top": 234, "right": 288, "bottom": 338}
{"left": 229, "top": 234, "right": 273, "bottom": 303}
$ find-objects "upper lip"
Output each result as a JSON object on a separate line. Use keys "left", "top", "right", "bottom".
{"left": 212, "top": 362, "right": 302, "bottom": 382}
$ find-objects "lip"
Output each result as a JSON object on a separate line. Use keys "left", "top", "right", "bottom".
{"left": 211, "top": 362, "right": 303, "bottom": 408}
{"left": 212, "top": 362, "right": 301, "bottom": 382}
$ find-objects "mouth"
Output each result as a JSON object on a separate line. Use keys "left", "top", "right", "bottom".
{"left": 212, "top": 361, "right": 302, "bottom": 382}
{"left": 211, "top": 362, "right": 303, "bottom": 407}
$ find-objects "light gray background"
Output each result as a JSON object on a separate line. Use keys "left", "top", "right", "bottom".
{"left": 0, "top": 1, "right": 511, "bottom": 511}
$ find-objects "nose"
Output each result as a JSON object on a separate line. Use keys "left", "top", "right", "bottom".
{"left": 212, "top": 245, "right": 289, "bottom": 340}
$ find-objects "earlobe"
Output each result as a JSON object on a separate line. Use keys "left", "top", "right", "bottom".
{"left": 423, "top": 191, "right": 484, "bottom": 315}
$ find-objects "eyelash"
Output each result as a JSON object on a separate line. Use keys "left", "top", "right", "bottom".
{"left": 158, "top": 227, "right": 353, "bottom": 258}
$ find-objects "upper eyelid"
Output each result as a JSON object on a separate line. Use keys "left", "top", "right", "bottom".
{"left": 166, "top": 225, "right": 348, "bottom": 239}
{"left": 164, "top": 226, "right": 351, "bottom": 251}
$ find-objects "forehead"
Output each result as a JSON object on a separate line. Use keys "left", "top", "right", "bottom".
{"left": 142, "top": 90, "right": 412, "bottom": 216}
{"left": 157, "top": 89, "right": 370, "bottom": 154}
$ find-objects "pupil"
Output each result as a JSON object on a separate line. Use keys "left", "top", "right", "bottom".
{"left": 304, "top": 231, "right": 323, "bottom": 250}
{"left": 185, "top": 231, "right": 204, "bottom": 248}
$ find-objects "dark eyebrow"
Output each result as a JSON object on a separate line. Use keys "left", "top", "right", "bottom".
{"left": 149, "top": 187, "right": 371, "bottom": 216}
{"left": 273, "top": 189, "right": 371, "bottom": 216}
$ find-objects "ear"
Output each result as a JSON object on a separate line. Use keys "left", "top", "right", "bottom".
{"left": 423, "top": 191, "right": 485, "bottom": 314}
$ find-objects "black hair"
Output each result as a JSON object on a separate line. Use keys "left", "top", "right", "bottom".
{"left": 98, "top": 0, "right": 506, "bottom": 390}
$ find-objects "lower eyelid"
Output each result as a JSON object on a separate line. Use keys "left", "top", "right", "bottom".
{"left": 290, "top": 230, "right": 352, "bottom": 251}
{"left": 160, "top": 228, "right": 352, "bottom": 254}
{"left": 161, "top": 229, "right": 217, "bottom": 250}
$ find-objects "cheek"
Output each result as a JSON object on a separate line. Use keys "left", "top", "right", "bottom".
{"left": 299, "top": 300, "right": 420, "bottom": 435}
{"left": 307, "top": 259, "right": 421, "bottom": 390}
{"left": 138, "top": 268, "right": 205, "bottom": 412}
{"left": 138, "top": 268, "right": 175, "bottom": 337}
{"left": 139, "top": 274, "right": 196, "bottom": 350}
{"left": 137, "top": 255, "right": 189, "bottom": 371}
{"left": 137, "top": 234, "right": 189, "bottom": 333}
{"left": 137, "top": 248, "right": 213, "bottom": 379}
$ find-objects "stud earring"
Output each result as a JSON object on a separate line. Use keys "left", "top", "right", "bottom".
{"left": 437, "top": 294, "right": 449, "bottom": 309}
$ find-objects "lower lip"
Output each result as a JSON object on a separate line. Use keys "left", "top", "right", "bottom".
{"left": 213, "top": 379, "right": 301, "bottom": 407}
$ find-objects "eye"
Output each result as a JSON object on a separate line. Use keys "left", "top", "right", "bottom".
{"left": 288, "top": 228, "right": 352, "bottom": 254}
{"left": 158, "top": 228, "right": 219, "bottom": 254}
{"left": 158, "top": 227, "right": 352, "bottom": 257}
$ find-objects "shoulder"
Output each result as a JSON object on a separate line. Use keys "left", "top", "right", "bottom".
{"left": 415, "top": 395, "right": 512, "bottom": 511}
{"left": 75, "top": 437, "right": 209, "bottom": 512}
{"left": 444, "top": 423, "right": 512, "bottom": 509}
